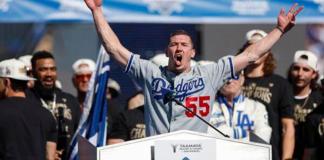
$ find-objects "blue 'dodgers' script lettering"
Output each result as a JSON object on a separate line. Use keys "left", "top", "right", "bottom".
{"left": 151, "top": 77, "right": 205, "bottom": 101}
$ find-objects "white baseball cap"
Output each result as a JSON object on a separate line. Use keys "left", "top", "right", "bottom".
{"left": 246, "top": 29, "right": 267, "bottom": 43}
{"left": 18, "top": 55, "right": 32, "bottom": 71}
{"left": 107, "top": 78, "right": 121, "bottom": 98}
{"left": 0, "top": 58, "right": 35, "bottom": 81}
{"left": 72, "top": 58, "right": 96, "bottom": 74}
{"left": 294, "top": 50, "right": 318, "bottom": 71}
{"left": 107, "top": 78, "right": 121, "bottom": 93}
{"left": 150, "top": 54, "right": 169, "bottom": 67}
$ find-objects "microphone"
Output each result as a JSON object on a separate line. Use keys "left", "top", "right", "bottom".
{"left": 162, "top": 88, "right": 174, "bottom": 104}
{"left": 161, "top": 88, "right": 230, "bottom": 138}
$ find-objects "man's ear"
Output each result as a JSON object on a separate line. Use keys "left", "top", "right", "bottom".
{"left": 191, "top": 49, "right": 196, "bottom": 58}
{"left": 311, "top": 71, "right": 318, "bottom": 80}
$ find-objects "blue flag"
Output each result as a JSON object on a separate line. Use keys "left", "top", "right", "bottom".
{"left": 68, "top": 46, "right": 110, "bottom": 160}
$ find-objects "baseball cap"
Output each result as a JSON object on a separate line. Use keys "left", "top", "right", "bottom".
{"left": 246, "top": 29, "right": 267, "bottom": 43}
{"left": 18, "top": 55, "right": 32, "bottom": 71}
{"left": 107, "top": 78, "right": 121, "bottom": 98}
{"left": 150, "top": 54, "right": 169, "bottom": 67}
{"left": 72, "top": 58, "right": 96, "bottom": 74}
{"left": 0, "top": 58, "right": 35, "bottom": 81}
{"left": 293, "top": 50, "right": 318, "bottom": 71}
{"left": 107, "top": 78, "right": 120, "bottom": 92}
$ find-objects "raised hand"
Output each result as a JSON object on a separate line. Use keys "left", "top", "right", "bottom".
{"left": 84, "top": 0, "right": 102, "bottom": 11}
{"left": 277, "top": 3, "right": 303, "bottom": 33}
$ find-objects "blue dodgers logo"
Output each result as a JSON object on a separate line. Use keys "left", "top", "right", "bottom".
{"left": 151, "top": 77, "right": 205, "bottom": 101}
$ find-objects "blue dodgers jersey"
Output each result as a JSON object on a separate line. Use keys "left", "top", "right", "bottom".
{"left": 125, "top": 54, "right": 235, "bottom": 136}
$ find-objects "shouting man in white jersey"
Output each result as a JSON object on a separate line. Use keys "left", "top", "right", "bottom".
{"left": 84, "top": 0, "right": 302, "bottom": 137}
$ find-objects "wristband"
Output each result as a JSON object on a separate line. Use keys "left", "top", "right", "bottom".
{"left": 276, "top": 26, "right": 284, "bottom": 34}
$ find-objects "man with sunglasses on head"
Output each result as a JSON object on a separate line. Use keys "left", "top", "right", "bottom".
{"left": 72, "top": 58, "right": 96, "bottom": 109}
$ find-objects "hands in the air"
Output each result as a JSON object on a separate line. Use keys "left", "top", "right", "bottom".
{"left": 84, "top": 0, "right": 102, "bottom": 11}
{"left": 277, "top": 3, "right": 303, "bottom": 34}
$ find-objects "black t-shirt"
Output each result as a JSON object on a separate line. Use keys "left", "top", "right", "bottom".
{"left": 293, "top": 90, "right": 323, "bottom": 159}
{"left": 27, "top": 88, "right": 81, "bottom": 159}
{"left": 0, "top": 97, "right": 57, "bottom": 160}
{"left": 109, "top": 106, "right": 145, "bottom": 141}
{"left": 242, "top": 74, "right": 294, "bottom": 160}
{"left": 304, "top": 102, "right": 324, "bottom": 160}
{"left": 107, "top": 99, "right": 126, "bottom": 136}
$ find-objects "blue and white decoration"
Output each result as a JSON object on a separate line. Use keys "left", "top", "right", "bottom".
{"left": 68, "top": 46, "right": 110, "bottom": 160}
{"left": 0, "top": 0, "right": 323, "bottom": 23}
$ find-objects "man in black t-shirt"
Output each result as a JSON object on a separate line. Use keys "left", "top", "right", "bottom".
{"left": 108, "top": 92, "right": 145, "bottom": 144}
{"left": 287, "top": 50, "right": 323, "bottom": 160}
{"left": 109, "top": 105, "right": 145, "bottom": 143}
{"left": 240, "top": 29, "right": 295, "bottom": 160}
{"left": 29, "top": 51, "right": 81, "bottom": 160}
{"left": 0, "top": 59, "right": 57, "bottom": 160}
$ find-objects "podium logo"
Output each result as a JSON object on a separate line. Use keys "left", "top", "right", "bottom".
{"left": 171, "top": 144, "right": 178, "bottom": 153}
{"left": 182, "top": 157, "right": 190, "bottom": 160}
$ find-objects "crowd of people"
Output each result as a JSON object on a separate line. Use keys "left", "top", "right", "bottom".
{"left": 0, "top": 1, "right": 323, "bottom": 160}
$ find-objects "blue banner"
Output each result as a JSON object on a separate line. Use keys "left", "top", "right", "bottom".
{"left": 67, "top": 46, "right": 110, "bottom": 160}
{"left": 1, "top": 0, "right": 323, "bottom": 23}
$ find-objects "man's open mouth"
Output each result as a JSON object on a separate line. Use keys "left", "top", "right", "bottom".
{"left": 175, "top": 54, "right": 182, "bottom": 65}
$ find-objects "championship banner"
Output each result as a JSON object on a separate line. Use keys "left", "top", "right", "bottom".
{"left": 0, "top": 0, "right": 324, "bottom": 23}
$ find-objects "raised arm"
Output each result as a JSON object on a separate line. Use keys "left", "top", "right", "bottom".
{"left": 234, "top": 3, "right": 303, "bottom": 72}
{"left": 85, "top": 0, "right": 131, "bottom": 67}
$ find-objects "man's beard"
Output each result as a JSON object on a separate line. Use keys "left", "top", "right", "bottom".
{"left": 34, "top": 81, "right": 56, "bottom": 100}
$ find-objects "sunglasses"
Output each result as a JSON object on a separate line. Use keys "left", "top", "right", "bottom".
{"left": 75, "top": 74, "right": 92, "bottom": 81}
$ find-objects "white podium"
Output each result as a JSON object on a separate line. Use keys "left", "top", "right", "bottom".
{"left": 79, "top": 130, "right": 271, "bottom": 160}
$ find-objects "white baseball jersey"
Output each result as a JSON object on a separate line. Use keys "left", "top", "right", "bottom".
{"left": 208, "top": 94, "right": 272, "bottom": 142}
{"left": 125, "top": 54, "right": 235, "bottom": 136}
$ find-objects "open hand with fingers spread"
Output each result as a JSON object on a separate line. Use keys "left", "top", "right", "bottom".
{"left": 84, "top": 0, "right": 102, "bottom": 11}
{"left": 277, "top": 3, "right": 303, "bottom": 34}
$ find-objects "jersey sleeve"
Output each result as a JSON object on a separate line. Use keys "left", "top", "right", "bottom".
{"left": 124, "top": 53, "right": 159, "bottom": 82}
{"left": 202, "top": 56, "right": 236, "bottom": 92}
{"left": 253, "top": 101, "right": 272, "bottom": 143}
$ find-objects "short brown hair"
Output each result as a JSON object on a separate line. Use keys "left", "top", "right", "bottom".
{"left": 169, "top": 30, "right": 194, "bottom": 49}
